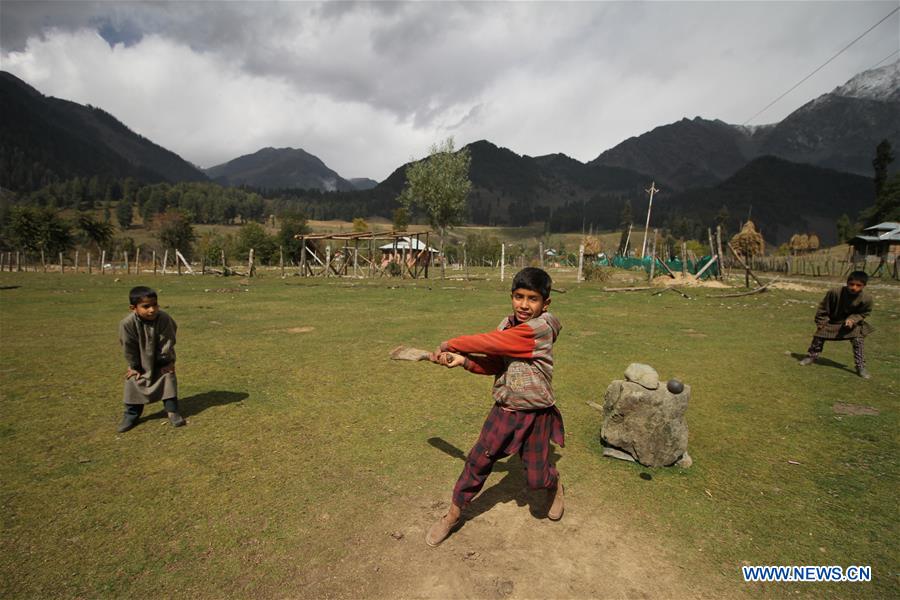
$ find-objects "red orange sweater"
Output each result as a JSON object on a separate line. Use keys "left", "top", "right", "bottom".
{"left": 441, "top": 312, "right": 561, "bottom": 410}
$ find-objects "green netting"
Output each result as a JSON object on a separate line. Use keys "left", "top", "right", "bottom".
{"left": 596, "top": 255, "right": 718, "bottom": 278}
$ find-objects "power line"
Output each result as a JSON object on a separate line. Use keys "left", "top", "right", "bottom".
{"left": 870, "top": 48, "right": 900, "bottom": 69}
{"left": 743, "top": 5, "right": 900, "bottom": 125}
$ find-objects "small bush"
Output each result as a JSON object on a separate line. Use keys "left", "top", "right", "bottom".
{"left": 582, "top": 263, "right": 611, "bottom": 282}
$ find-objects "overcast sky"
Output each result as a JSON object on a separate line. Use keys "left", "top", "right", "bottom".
{"left": 1, "top": 1, "right": 898, "bottom": 180}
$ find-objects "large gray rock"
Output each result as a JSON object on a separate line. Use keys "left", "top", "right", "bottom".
{"left": 601, "top": 364, "right": 690, "bottom": 467}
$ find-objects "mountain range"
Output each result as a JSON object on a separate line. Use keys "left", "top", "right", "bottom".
{"left": 0, "top": 71, "right": 207, "bottom": 191}
{"left": 1, "top": 61, "right": 896, "bottom": 243}
{"left": 591, "top": 62, "right": 900, "bottom": 190}
{"left": 205, "top": 147, "right": 359, "bottom": 192}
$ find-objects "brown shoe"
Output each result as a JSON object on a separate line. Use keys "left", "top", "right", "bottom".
{"left": 547, "top": 484, "right": 564, "bottom": 521}
{"left": 425, "top": 513, "right": 460, "bottom": 547}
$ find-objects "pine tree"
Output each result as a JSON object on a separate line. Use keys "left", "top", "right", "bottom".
{"left": 116, "top": 200, "right": 133, "bottom": 230}
{"left": 873, "top": 139, "right": 894, "bottom": 198}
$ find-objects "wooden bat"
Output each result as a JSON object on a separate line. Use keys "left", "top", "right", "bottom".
{"left": 389, "top": 345, "right": 433, "bottom": 361}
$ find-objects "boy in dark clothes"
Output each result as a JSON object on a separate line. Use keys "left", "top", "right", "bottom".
{"left": 426, "top": 267, "right": 564, "bottom": 547}
{"left": 117, "top": 286, "right": 184, "bottom": 432}
{"left": 799, "top": 271, "right": 874, "bottom": 379}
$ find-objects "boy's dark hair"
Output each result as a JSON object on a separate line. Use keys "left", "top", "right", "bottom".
{"left": 129, "top": 286, "right": 157, "bottom": 305}
{"left": 511, "top": 267, "right": 552, "bottom": 300}
{"left": 847, "top": 271, "right": 868, "bottom": 285}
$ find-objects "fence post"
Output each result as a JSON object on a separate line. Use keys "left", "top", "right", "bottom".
{"left": 59, "top": 252, "right": 64, "bottom": 273}
{"left": 162, "top": 250, "right": 168, "bottom": 275}
{"left": 87, "top": 252, "right": 92, "bottom": 274}
{"left": 577, "top": 243, "right": 586, "bottom": 282}
{"left": 135, "top": 247, "right": 141, "bottom": 275}
{"left": 177, "top": 249, "right": 182, "bottom": 275}
{"left": 463, "top": 242, "right": 469, "bottom": 281}
{"left": 248, "top": 248, "right": 255, "bottom": 277}
{"left": 74, "top": 250, "right": 79, "bottom": 273}
{"left": 280, "top": 245, "right": 285, "bottom": 278}
{"left": 500, "top": 243, "right": 506, "bottom": 282}
{"left": 101, "top": 250, "right": 106, "bottom": 274}
{"left": 221, "top": 248, "right": 227, "bottom": 276}
{"left": 301, "top": 238, "right": 308, "bottom": 277}
{"left": 153, "top": 250, "right": 157, "bottom": 275}
{"left": 715, "top": 225, "right": 725, "bottom": 280}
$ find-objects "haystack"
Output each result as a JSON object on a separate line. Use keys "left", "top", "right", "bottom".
{"left": 731, "top": 221, "right": 765, "bottom": 260}
{"left": 583, "top": 235, "right": 602, "bottom": 256}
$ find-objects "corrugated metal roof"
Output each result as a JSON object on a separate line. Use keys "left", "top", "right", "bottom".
{"left": 378, "top": 236, "right": 439, "bottom": 252}
{"left": 861, "top": 222, "right": 900, "bottom": 240}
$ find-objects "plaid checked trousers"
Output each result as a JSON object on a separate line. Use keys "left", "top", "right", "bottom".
{"left": 807, "top": 336, "right": 866, "bottom": 369}
{"left": 452, "top": 404, "right": 563, "bottom": 508}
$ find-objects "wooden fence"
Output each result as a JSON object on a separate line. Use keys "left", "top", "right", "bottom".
{"left": 733, "top": 254, "right": 899, "bottom": 279}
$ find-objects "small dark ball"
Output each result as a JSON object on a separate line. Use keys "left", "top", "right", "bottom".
{"left": 667, "top": 379, "right": 684, "bottom": 394}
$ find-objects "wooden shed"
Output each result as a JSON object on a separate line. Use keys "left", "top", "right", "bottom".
{"left": 849, "top": 222, "right": 900, "bottom": 260}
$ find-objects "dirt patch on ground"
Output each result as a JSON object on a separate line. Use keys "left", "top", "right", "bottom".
{"left": 297, "top": 485, "right": 739, "bottom": 599}
{"left": 833, "top": 402, "right": 880, "bottom": 416}
{"left": 681, "top": 328, "right": 708, "bottom": 338}
{"left": 286, "top": 326, "right": 315, "bottom": 334}
{"left": 652, "top": 274, "right": 729, "bottom": 288}
{"left": 771, "top": 282, "right": 820, "bottom": 293}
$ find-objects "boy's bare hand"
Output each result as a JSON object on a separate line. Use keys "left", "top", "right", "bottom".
{"left": 442, "top": 352, "right": 466, "bottom": 368}
{"left": 125, "top": 368, "right": 140, "bottom": 380}
{"left": 844, "top": 318, "right": 855, "bottom": 328}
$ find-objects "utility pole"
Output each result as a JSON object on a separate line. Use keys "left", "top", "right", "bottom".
{"left": 640, "top": 181, "right": 660, "bottom": 258}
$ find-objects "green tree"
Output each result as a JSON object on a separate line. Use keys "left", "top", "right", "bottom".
{"left": 142, "top": 187, "right": 168, "bottom": 223}
{"left": 865, "top": 172, "right": 900, "bottom": 225}
{"left": 352, "top": 217, "right": 368, "bottom": 232}
{"left": 392, "top": 206, "right": 409, "bottom": 231}
{"left": 77, "top": 213, "right": 114, "bottom": 251}
{"left": 873, "top": 139, "right": 894, "bottom": 198}
{"left": 235, "top": 221, "right": 278, "bottom": 264}
{"left": 278, "top": 212, "right": 311, "bottom": 262}
{"left": 398, "top": 137, "right": 471, "bottom": 278}
{"left": 197, "top": 231, "right": 231, "bottom": 267}
{"left": 116, "top": 199, "right": 134, "bottom": 229}
{"left": 715, "top": 204, "right": 729, "bottom": 235}
{"left": 6, "top": 206, "right": 73, "bottom": 255}
{"left": 154, "top": 209, "right": 196, "bottom": 260}
{"left": 835, "top": 214, "right": 857, "bottom": 243}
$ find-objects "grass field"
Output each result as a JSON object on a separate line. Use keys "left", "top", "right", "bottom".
{"left": 1, "top": 269, "right": 897, "bottom": 598}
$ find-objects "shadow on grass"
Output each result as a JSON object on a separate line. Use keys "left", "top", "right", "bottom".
{"left": 146, "top": 390, "right": 249, "bottom": 421}
{"left": 427, "top": 436, "right": 562, "bottom": 520}
{"left": 789, "top": 352, "right": 855, "bottom": 374}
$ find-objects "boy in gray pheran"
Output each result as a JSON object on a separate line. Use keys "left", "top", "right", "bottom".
{"left": 117, "top": 286, "right": 185, "bottom": 432}
{"left": 799, "top": 271, "right": 874, "bottom": 379}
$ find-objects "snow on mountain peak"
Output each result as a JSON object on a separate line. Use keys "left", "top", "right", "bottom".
{"left": 832, "top": 60, "right": 900, "bottom": 102}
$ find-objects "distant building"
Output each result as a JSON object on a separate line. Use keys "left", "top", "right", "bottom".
{"left": 849, "top": 222, "right": 900, "bottom": 260}
{"left": 379, "top": 236, "right": 439, "bottom": 267}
